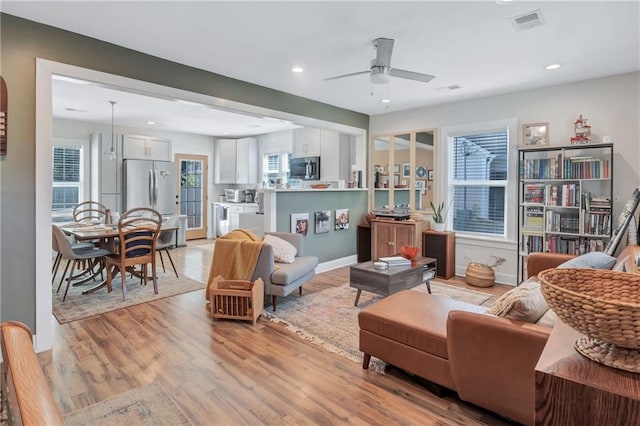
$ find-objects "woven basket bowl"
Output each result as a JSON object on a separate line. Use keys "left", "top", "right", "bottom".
{"left": 538, "top": 268, "right": 640, "bottom": 349}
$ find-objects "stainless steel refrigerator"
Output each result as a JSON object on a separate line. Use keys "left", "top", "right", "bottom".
{"left": 123, "top": 159, "right": 176, "bottom": 216}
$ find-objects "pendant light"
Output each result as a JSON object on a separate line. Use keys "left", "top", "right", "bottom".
{"left": 108, "top": 100, "right": 117, "bottom": 161}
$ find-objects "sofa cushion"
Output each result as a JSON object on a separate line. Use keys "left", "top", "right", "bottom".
{"left": 264, "top": 234, "right": 297, "bottom": 263}
{"left": 487, "top": 279, "right": 549, "bottom": 323}
{"left": 557, "top": 251, "right": 616, "bottom": 270}
{"left": 358, "top": 291, "right": 487, "bottom": 359}
{"left": 270, "top": 256, "right": 318, "bottom": 285}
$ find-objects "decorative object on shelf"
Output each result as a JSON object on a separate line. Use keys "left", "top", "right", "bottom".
{"left": 310, "top": 183, "right": 331, "bottom": 189}
{"left": 400, "top": 245, "right": 420, "bottom": 260}
{"left": 314, "top": 210, "right": 331, "bottom": 234}
{"left": 523, "top": 122, "right": 549, "bottom": 146}
{"left": 0, "top": 76, "right": 7, "bottom": 156}
{"left": 427, "top": 169, "right": 434, "bottom": 181}
{"left": 464, "top": 255, "right": 506, "bottom": 287}
{"left": 539, "top": 268, "right": 640, "bottom": 373}
{"left": 570, "top": 114, "right": 591, "bottom": 145}
{"left": 335, "top": 209, "right": 350, "bottom": 230}
{"left": 416, "top": 166, "right": 427, "bottom": 178}
{"left": 402, "top": 163, "right": 411, "bottom": 178}
{"left": 291, "top": 212, "right": 309, "bottom": 236}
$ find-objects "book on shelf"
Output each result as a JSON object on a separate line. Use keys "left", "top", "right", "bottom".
{"left": 379, "top": 256, "right": 411, "bottom": 266}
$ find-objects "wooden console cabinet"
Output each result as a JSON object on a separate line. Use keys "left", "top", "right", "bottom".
{"left": 371, "top": 219, "right": 425, "bottom": 260}
{"left": 422, "top": 230, "right": 455, "bottom": 279}
{"left": 535, "top": 321, "right": 640, "bottom": 425}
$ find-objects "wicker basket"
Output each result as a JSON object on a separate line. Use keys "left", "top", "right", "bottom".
{"left": 538, "top": 268, "right": 640, "bottom": 372}
{"left": 465, "top": 262, "right": 495, "bottom": 287}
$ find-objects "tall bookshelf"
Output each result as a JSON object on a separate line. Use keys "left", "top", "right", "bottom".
{"left": 517, "top": 143, "right": 613, "bottom": 282}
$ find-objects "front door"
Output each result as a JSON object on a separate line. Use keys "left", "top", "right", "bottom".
{"left": 176, "top": 154, "right": 208, "bottom": 240}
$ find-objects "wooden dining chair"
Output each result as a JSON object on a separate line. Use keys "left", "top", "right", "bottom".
{"left": 106, "top": 207, "right": 162, "bottom": 301}
{"left": 73, "top": 201, "right": 108, "bottom": 223}
{"left": 52, "top": 225, "right": 111, "bottom": 301}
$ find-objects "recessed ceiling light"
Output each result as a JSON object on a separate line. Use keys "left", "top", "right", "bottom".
{"left": 292, "top": 67, "right": 304, "bottom": 73}
{"left": 146, "top": 121, "right": 156, "bottom": 125}
{"left": 380, "top": 99, "right": 391, "bottom": 104}
{"left": 545, "top": 63, "right": 562, "bottom": 70}
{"left": 64, "top": 107, "right": 88, "bottom": 112}
{"left": 52, "top": 75, "right": 92, "bottom": 85}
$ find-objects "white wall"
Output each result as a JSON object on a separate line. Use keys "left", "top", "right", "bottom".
{"left": 370, "top": 72, "right": 640, "bottom": 285}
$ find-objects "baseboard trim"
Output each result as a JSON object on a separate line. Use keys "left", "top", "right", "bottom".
{"left": 316, "top": 255, "right": 357, "bottom": 274}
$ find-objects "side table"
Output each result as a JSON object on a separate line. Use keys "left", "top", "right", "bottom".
{"left": 535, "top": 321, "right": 640, "bottom": 425}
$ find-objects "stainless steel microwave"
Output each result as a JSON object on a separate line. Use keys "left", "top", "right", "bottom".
{"left": 289, "top": 156, "right": 320, "bottom": 180}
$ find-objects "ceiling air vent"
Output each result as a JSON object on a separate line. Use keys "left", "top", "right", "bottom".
{"left": 435, "top": 84, "right": 461, "bottom": 93}
{"left": 510, "top": 9, "right": 545, "bottom": 31}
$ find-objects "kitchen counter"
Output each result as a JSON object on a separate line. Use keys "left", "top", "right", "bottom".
{"left": 265, "top": 188, "right": 368, "bottom": 192}
{"left": 212, "top": 201, "right": 259, "bottom": 207}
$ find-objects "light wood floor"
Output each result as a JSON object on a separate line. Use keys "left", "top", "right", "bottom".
{"left": 42, "top": 239, "right": 516, "bottom": 425}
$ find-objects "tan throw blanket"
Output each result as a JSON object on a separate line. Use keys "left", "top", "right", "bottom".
{"left": 206, "top": 229, "right": 263, "bottom": 301}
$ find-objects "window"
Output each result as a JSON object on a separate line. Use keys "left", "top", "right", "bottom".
{"left": 450, "top": 130, "right": 508, "bottom": 236}
{"left": 262, "top": 152, "right": 290, "bottom": 183}
{"left": 52, "top": 146, "right": 82, "bottom": 211}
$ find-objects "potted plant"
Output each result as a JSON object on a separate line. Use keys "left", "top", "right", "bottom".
{"left": 430, "top": 200, "right": 449, "bottom": 231}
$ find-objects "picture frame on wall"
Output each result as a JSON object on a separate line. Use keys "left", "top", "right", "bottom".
{"left": 415, "top": 179, "right": 426, "bottom": 195}
{"left": 402, "top": 163, "right": 411, "bottom": 178}
{"left": 335, "top": 209, "right": 350, "bottom": 230}
{"left": 427, "top": 170, "right": 434, "bottom": 181}
{"left": 314, "top": 210, "right": 331, "bottom": 234}
{"left": 393, "top": 164, "right": 400, "bottom": 174}
{"left": 291, "top": 212, "right": 309, "bottom": 236}
{"left": 523, "top": 122, "right": 549, "bottom": 146}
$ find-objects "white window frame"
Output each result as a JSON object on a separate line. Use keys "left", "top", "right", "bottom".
{"left": 262, "top": 151, "right": 290, "bottom": 182}
{"left": 439, "top": 118, "right": 518, "bottom": 243}
{"left": 52, "top": 144, "right": 84, "bottom": 213}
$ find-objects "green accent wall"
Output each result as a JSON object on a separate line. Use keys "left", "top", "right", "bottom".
{"left": 275, "top": 191, "right": 368, "bottom": 263}
{"left": 0, "top": 13, "right": 368, "bottom": 332}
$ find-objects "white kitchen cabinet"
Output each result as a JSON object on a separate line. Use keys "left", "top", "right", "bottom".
{"left": 228, "top": 205, "right": 244, "bottom": 230}
{"left": 122, "top": 134, "right": 172, "bottom": 161}
{"left": 214, "top": 137, "right": 258, "bottom": 184}
{"left": 320, "top": 129, "right": 340, "bottom": 180}
{"left": 292, "top": 127, "right": 321, "bottom": 158}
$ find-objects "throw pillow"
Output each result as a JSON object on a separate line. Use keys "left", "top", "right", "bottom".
{"left": 263, "top": 234, "right": 297, "bottom": 264}
{"left": 536, "top": 309, "right": 559, "bottom": 328}
{"left": 487, "top": 278, "right": 549, "bottom": 323}
{"left": 557, "top": 251, "right": 616, "bottom": 270}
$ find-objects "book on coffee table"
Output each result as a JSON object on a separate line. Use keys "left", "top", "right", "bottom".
{"left": 379, "top": 256, "right": 411, "bottom": 266}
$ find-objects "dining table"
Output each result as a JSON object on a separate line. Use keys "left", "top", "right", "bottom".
{"left": 61, "top": 222, "right": 180, "bottom": 295}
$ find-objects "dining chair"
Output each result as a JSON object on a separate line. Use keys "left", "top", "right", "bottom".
{"left": 156, "top": 216, "right": 179, "bottom": 278}
{"left": 52, "top": 225, "right": 111, "bottom": 301}
{"left": 51, "top": 226, "right": 95, "bottom": 285}
{"left": 106, "top": 207, "right": 162, "bottom": 301}
{"left": 73, "top": 201, "right": 108, "bottom": 223}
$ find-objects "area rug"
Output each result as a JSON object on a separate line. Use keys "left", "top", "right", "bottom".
{"left": 53, "top": 270, "right": 205, "bottom": 324}
{"left": 63, "top": 382, "right": 191, "bottom": 425}
{"left": 263, "top": 281, "right": 491, "bottom": 373}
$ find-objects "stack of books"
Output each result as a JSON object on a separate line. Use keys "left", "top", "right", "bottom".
{"left": 379, "top": 256, "right": 411, "bottom": 266}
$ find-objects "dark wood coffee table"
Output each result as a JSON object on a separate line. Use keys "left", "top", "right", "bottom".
{"left": 349, "top": 256, "right": 437, "bottom": 306}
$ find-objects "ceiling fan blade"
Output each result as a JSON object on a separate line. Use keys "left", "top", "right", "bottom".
{"left": 374, "top": 38, "right": 394, "bottom": 67}
{"left": 324, "top": 70, "right": 370, "bottom": 81}
{"left": 388, "top": 68, "right": 435, "bottom": 83}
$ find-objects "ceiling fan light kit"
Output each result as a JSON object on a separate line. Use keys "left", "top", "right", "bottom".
{"left": 325, "top": 37, "right": 435, "bottom": 87}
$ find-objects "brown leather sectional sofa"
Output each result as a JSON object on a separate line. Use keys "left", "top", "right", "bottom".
{"left": 358, "top": 252, "right": 575, "bottom": 426}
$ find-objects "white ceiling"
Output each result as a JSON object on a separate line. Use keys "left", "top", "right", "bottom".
{"left": 4, "top": 1, "right": 640, "bottom": 135}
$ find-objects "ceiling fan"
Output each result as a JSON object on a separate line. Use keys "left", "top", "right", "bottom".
{"left": 325, "top": 38, "right": 435, "bottom": 85}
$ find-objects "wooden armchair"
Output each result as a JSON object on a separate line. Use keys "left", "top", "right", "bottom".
{"left": 106, "top": 207, "right": 162, "bottom": 300}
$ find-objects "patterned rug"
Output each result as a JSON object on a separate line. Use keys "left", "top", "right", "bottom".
{"left": 63, "top": 382, "right": 191, "bottom": 425}
{"left": 264, "top": 281, "right": 491, "bottom": 373}
{"left": 53, "top": 268, "right": 205, "bottom": 324}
